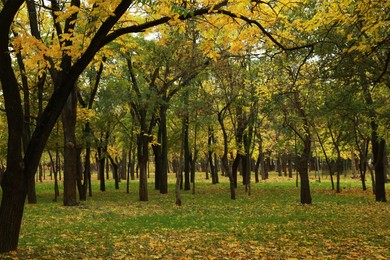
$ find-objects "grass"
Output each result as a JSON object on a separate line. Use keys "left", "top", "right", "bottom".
{"left": 1, "top": 172, "right": 389, "bottom": 259}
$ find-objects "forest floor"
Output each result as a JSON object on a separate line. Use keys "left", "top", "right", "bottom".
{"left": 1, "top": 172, "right": 389, "bottom": 259}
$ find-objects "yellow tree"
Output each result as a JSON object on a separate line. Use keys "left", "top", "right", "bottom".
{"left": 1, "top": 0, "right": 237, "bottom": 252}
{"left": 303, "top": 0, "right": 390, "bottom": 201}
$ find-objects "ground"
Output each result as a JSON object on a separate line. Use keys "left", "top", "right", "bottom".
{"left": 0, "top": 172, "right": 389, "bottom": 259}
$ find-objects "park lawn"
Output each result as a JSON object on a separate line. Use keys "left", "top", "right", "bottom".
{"left": 1, "top": 173, "right": 389, "bottom": 259}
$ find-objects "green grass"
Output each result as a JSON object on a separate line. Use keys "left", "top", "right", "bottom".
{"left": 1, "top": 172, "right": 389, "bottom": 259}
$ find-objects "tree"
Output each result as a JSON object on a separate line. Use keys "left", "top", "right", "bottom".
{"left": 306, "top": 0, "right": 390, "bottom": 201}
{"left": 1, "top": 0, "right": 235, "bottom": 252}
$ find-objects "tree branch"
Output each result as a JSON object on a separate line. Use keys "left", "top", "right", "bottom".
{"left": 216, "top": 10, "right": 316, "bottom": 51}
{"left": 100, "top": 0, "right": 229, "bottom": 47}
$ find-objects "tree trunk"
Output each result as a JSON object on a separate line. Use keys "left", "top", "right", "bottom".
{"left": 282, "top": 153, "right": 287, "bottom": 177}
{"left": 159, "top": 107, "right": 168, "bottom": 194}
{"left": 84, "top": 144, "right": 92, "bottom": 197}
{"left": 372, "top": 126, "right": 387, "bottom": 202}
{"left": 208, "top": 127, "right": 217, "bottom": 184}
{"left": 276, "top": 155, "right": 282, "bottom": 176}
{"left": 297, "top": 135, "right": 312, "bottom": 204}
{"left": 97, "top": 148, "right": 106, "bottom": 192}
{"left": 243, "top": 132, "right": 252, "bottom": 194}
{"left": 76, "top": 147, "right": 86, "bottom": 201}
{"left": 108, "top": 155, "right": 120, "bottom": 190}
{"left": 48, "top": 149, "right": 60, "bottom": 202}
{"left": 152, "top": 139, "right": 162, "bottom": 190}
{"left": 288, "top": 154, "right": 293, "bottom": 178}
{"left": 0, "top": 168, "right": 27, "bottom": 253}
{"left": 232, "top": 155, "right": 240, "bottom": 187}
{"left": 184, "top": 116, "right": 191, "bottom": 191}
{"left": 138, "top": 131, "right": 149, "bottom": 201}
{"left": 62, "top": 88, "right": 78, "bottom": 206}
{"left": 218, "top": 111, "right": 236, "bottom": 200}
{"left": 121, "top": 150, "right": 127, "bottom": 180}
{"left": 254, "top": 153, "right": 260, "bottom": 183}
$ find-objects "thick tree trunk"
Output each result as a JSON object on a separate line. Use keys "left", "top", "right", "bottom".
{"left": 62, "top": 89, "right": 79, "bottom": 206}
{"left": 27, "top": 175, "right": 37, "bottom": 204}
{"left": 0, "top": 167, "right": 27, "bottom": 253}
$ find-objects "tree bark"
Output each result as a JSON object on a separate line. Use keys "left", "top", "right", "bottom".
{"left": 183, "top": 115, "right": 191, "bottom": 190}
{"left": 138, "top": 131, "right": 149, "bottom": 201}
{"left": 372, "top": 124, "right": 387, "bottom": 202}
{"left": 0, "top": 168, "right": 27, "bottom": 253}
{"left": 218, "top": 110, "right": 236, "bottom": 200}
{"left": 297, "top": 134, "right": 312, "bottom": 204}
{"left": 159, "top": 106, "right": 169, "bottom": 194}
{"left": 108, "top": 155, "right": 120, "bottom": 190}
{"left": 97, "top": 146, "right": 106, "bottom": 192}
{"left": 62, "top": 88, "right": 79, "bottom": 206}
{"left": 208, "top": 127, "right": 218, "bottom": 184}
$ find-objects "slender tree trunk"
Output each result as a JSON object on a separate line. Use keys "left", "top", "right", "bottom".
{"left": 208, "top": 127, "right": 217, "bottom": 184}
{"left": 76, "top": 147, "right": 86, "bottom": 201}
{"left": 276, "top": 155, "right": 282, "bottom": 177}
{"left": 372, "top": 126, "right": 387, "bottom": 202}
{"left": 121, "top": 150, "right": 127, "bottom": 180}
{"left": 297, "top": 134, "right": 312, "bottom": 204}
{"left": 108, "top": 155, "right": 120, "bottom": 190}
{"left": 218, "top": 111, "right": 236, "bottom": 200}
{"left": 152, "top": 137, "right": 162, "bottom": 190}
{"left": 254, "top": 153, "right": 260, "bottom": 183}
{"left": 357, "top": 139, "right": 369, "bottom": 191}
{"left": 84, "top": 140, "right": 92, "bottom": 197}
{"left": 97, "top": 148, "right": 106, "bottom": 192}
{"left": 190, "top": 122, "right": 198, "bottom": 195}
{"left": 184, "top": 116, "right": 191, "bottom": 190}
{"left": 138, "top": 130, "right": 149, "bottom": 201}
{"left": 127, "top": 134, "right": 134, "bottom": 194}
{"left": 316, "top": 130, "right": 335, "bottom": 190}
{"left": 288, "top": 154, "right": 293, "bottom": 178}
{"left": 159, "top": 106, "right": 168, "bottom": 194}
{"left": 49, "top": 149, "right": 60, "bottom": 201}
{"left": 243, "top": 131, "right": 252, "bottom": 195}
{"left": 232, "top": 155, "right": 240, "bottom": 187}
